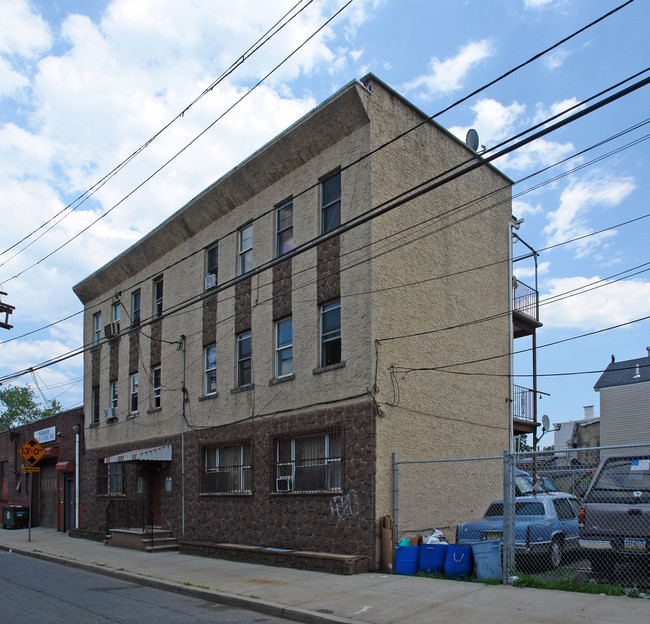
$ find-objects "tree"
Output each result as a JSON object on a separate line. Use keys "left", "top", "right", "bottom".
{"left": 0, "top": 384, "right": 62, "bottom": 431}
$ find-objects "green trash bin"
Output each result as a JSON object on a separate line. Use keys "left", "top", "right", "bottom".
{"left": 2, "top": 506, "right": 30, "bottom": 529}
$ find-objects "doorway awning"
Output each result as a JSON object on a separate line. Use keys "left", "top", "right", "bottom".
{"left": 104, "top": 444, "right": 172, "bottom": 464}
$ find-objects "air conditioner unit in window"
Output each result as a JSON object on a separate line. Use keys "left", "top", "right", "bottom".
{"left": 103, "top": 407, "right": 118, "bottom": 421}
{"left": 276, "top": 476, "right": 292, "bottom": 492}
{"left": 104, "top": 322, "right": 120, "bottom": 338}
{"left": 205, "top": 273, "right": 217, "bottom": 290}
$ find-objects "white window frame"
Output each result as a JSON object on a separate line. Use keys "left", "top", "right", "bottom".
{"left": 275, "top": 318, "right": 293, "bottom": 378}
{"left": 320, "top": 300, "right": 341, "bottom": 368}
{"left": 205, "top": 242, "right": 218, "bottom": 288}
{"left": 238, "top": 225, "right": 253, "bottom": 275}
{"left": 320, "top": 171, "right": 341, "bottom": 234}
{"left": 204, "top": 344, "right": 217, "bottom": 395}
{"left": 237, "top": 332, "right": 252, "bottom": 388}
{"left": 93, "top": 312, "right": 102, "bottom": 345}
{"left": 130, "top": 373, "right": 138, "bottom": 416}
{"left": 153, "top": 277, "right": 163, "bottom": 318}
{"left": 275, "top": 431, "right": 342, "bottom": 493}
{"left": 202, "top": 443, "right": 252, "bottom": 494}
{"left": 152, "top": 365, "right": 161, "bottom": 409}
{"left": 110, "top": 380, "right": 118, "bottom": 410}
{"left": 131, "top": 290, "right": 141, "bottom": 326}
{"left": 111, "top": 302, "right": 120, "bottom": 332}
{"left": 276, "top": 200, "right": 293, "bottom": 257}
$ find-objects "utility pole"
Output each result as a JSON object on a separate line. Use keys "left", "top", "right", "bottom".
{"left": 0, "top": 291, "right": 15, "bottom": 330}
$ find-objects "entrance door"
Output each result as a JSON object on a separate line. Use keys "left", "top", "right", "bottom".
{"left": 149, "top": 470, "right": 162, "bottom": 526}
{"left": 64, "top": 476, "right": 74, "bottom": 531}
{"left": 39, "top": 463, "right": 57, "bottom": 528}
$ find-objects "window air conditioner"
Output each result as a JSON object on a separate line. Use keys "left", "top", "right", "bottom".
{"left": 205, "top": 274, "right": 217, "bottom": 289}
{"left": 104, "top": 322, "right": 120, "bottom": 338}
{"left": 276, "top": 476, "right": 292, "bottom": 492}
{"left": 103, "top": 408, "right": 118, "bottom": 421}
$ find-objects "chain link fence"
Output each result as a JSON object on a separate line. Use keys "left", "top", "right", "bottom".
{"left": 394, "top": 442, "right": 650, "bottom": 589}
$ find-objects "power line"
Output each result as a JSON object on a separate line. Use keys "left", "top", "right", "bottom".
{"left": 0, "top": 0, "right": 635, "bottom": 285}
{"left": 1, "top": 0, "right": 357, "bottom": 284}
{"left": 0, "top": 0, "right": 316, "bottom": 264}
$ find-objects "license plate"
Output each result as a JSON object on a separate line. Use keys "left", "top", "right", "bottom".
{"left": 484, "top": 531, "right": 502, "bottom": 541}
{"left": 624, "top": 538, "right": 646, "bottom": 550}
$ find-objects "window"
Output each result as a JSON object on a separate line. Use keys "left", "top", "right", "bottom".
{"left": 153, "top": 277, "right": 163, "bottom": 318}
{"left": 130, "top": 374, "right": 138, "bottom": 416}
{"left": 110, "top": 380, "right": 118, "bottom": 410}
{"left": 152, "top": 366, "right": 161, "bottom": 409}
{"left": 205, "top": 242, "right": 218, "bottom": 289}
{"left": 1, "top": 460, "right": 8, "bottom": 502}
{"left": 320, "top": 300, "right": 341, "bottom": 367}
{"left": 276, "top": 200, "right": 293, "bottom": 256}
{"left": 321, "top": 172, "right": 341, "bottom": 234}
{"left": 131, "top": 290, "right": 141, "bottom": 326}
{"left": 275, "top": 431, "right": 342, "bottom": 493}
{"left": 237, "top": 332, "right": 252, "bottom": 388}
{"left": 554, "top": 498, "right": 576, "bottom": 521}
{"left": 275, "top": 318, "right": 293, "bottom": 378}
{"left": 97, "top": 461, "right": 125, "bottom": 495}
{"left": 238, "top": 225, "right": 253, "bottom": 275}
{"left": 202, "top": 443, "right": 252, "bottom": 494}
{"left": 204, "top": 344, "right": 217, "bottom": 395}
{"left": 92, "top": 386, "right": 100, "bottom": 424}
{"left": 111, "top": 303, "right": 120, "bottom": 332}
{"left": 93, "top": 312, "right": 102, "bottom": 345}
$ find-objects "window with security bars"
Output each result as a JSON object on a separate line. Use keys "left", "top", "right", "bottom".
{"left": 201, "top": 443, "right": 252, "bottom": 494}
{"left": 274, "top": 431, "right": 342, "bottom": 493}
{"left": 97, "top": 460, "right": 125, "bottom": 495}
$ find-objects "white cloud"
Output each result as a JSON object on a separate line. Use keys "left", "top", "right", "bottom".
{"left": 0, "top": 0, "right": 52, "bottom": 57}
{"left": 504, "top": 137, "right": 574, "bottom": 172}
{"left": 0, "top": 0, "right": 377, "bottom": 388}
{"left": 515, "top": 261, "right": 550, "bottom": 280}
{"left": 513, "top": 199, "right": 542, "bottom": 217}
{"left": 540, "top": 276, "right": 650, "bottom": 330}
{"left": 449, "top": 98, "right": 525, "bottom": 147}
{"left": 544, "top": 176, "right": 636, "bottom": 256}
{"left": 544, "top": 48, "right": 570, "bottom": 71}
{"left": 0, "top": 57, "right": 29, "bottom": 97}
{"left": 524, "top": 0, "right": 556, "bottom": 8}
{"left": 403, "top": 39, "right": 494, "bottom": 97}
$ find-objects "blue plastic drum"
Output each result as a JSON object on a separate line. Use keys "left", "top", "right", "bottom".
{"left": 444, "top": 544, "right": 473, "bottom": 579}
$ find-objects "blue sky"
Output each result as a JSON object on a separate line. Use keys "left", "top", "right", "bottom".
{"left": 1, "top": 0, "right": 649, "bottom": 437}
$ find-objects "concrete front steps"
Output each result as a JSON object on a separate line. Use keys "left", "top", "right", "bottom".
{"left": 106, "top": 527, "right": 179, "bottom": 553}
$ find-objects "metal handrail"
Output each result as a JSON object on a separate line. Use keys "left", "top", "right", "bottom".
{"left": 105, "top": 498, "right": 154, "bottom": 549}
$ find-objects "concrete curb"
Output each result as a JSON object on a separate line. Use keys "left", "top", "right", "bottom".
{"left": 0, "top": 544, "right": 360, "bottom": 624}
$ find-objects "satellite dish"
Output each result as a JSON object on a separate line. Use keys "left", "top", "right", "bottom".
{"left": 542, "top": 414, "right": 551, "bottom": 433}
{"left": 466, "top": 128, "right": 479, "bottom": 151}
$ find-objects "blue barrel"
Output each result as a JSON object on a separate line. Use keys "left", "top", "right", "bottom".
{"left": 419, "top": 543, "right": 448, "bottom": 574}
{"left": 394, "top": 545, "right": 420, "bottom": 575}
{"left": 444, "top": 544, "right": 473, "bottom": 579}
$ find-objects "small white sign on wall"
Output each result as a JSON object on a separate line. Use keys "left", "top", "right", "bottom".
{"left": 34, "top": 426, "right": 56, "bottom": 444}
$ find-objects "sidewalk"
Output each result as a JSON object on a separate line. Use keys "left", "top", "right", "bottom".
{"left": 1, "top": 527, "right": 648, "bottom": 624}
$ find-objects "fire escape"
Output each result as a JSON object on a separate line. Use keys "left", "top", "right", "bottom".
{"left": 511, "top": 233, "right": 542, "bottom": 445}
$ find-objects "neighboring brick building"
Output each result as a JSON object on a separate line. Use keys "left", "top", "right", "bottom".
{"left": 72, "top": 74, "right": 515, "bottom": 569}
{"left": 0, "top": 407, "right": 84, "bottom": 531}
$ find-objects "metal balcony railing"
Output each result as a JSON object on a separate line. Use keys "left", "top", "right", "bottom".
{"left": 513, "top": 384, "right": 535, "bottom": 422}
{"left": 512, "top": 279, "right": 539, "bottom": 322}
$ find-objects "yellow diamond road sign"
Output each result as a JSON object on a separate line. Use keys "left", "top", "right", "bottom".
{"left": 18, "top": 437, "right": 47, "bottom": 467}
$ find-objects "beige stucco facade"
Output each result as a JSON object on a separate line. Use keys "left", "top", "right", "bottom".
{"left": 73, "top": 75, "right": 512, "bottom": 566}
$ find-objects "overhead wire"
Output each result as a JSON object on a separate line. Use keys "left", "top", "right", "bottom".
{"left": 0, "top": 0, "right": 316, "bottom": 264}
{"left": 1, "top": 0, "right": 357, "bottom": 284}
{"left": 1, "top": 75, "right": 649, "bottom": 386}
{"left": 0, "top": 0, "right": 636, "bottom": 284}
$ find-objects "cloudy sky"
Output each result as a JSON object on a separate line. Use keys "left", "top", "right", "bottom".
{"left": 1, "top": 0, "right": 649, "bottom": 434}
